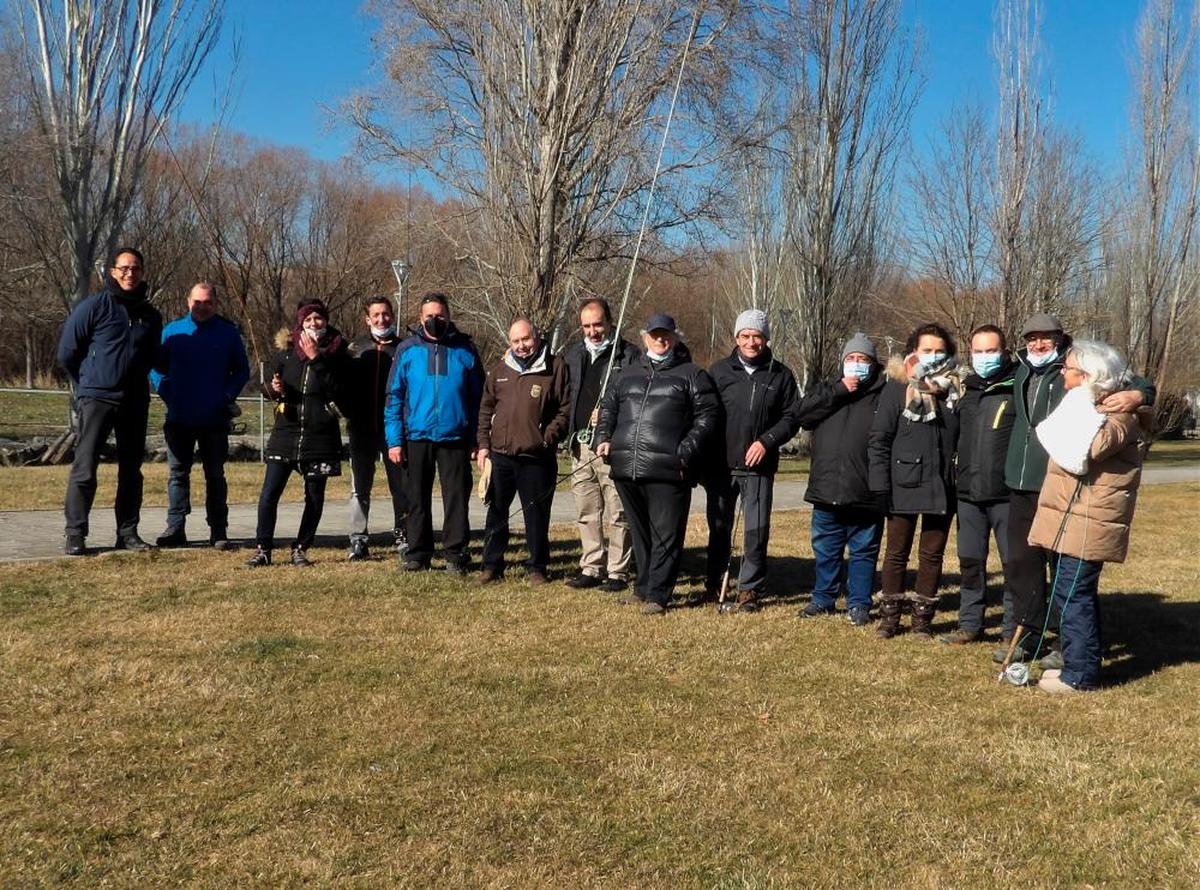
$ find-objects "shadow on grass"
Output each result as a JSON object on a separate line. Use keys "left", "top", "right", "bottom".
{"left": 1098, "top": 591, "right": 1200, "bottom": 685}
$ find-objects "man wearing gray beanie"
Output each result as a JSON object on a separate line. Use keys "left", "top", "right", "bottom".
{"left": 793, "top": 331, "right": 889, "bottom": 625}
{"left": 702, "top": 309, "right": 801, "bottom": 609}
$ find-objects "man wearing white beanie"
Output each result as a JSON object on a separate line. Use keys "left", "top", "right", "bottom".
{"left": 702, "top": 308, "right": 801, "bottom": 609}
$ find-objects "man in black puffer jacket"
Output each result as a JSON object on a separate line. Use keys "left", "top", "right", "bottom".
{"left": 794, "top": 332, "right": 889, "bottom": 625}
{"left": 57, "top": 246, "right": 163, "bottom": 555}
{"left": 594, "top": 314, "right": 718, "bottom": 614}
{"left": 703, "top": 309, "right": 801, "bottom": 610}
{"left": 940, "top": 324, "right": 1017, "bottom": 645}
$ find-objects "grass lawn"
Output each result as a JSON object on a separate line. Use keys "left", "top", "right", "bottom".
{"left": 1, "top": 483, "right": 1196, "bottom": 885}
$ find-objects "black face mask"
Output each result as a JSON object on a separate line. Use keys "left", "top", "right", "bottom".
{"left": 423, "top": 316, "right": 449, "bottom": 339}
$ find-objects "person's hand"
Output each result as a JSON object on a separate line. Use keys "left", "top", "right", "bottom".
{"left": 590, "top": 408, "right": 600, "bottom": 425}
{"left": 476, "top": 447, "right": 490, "bottom": 471}
{"left": 1098, "top": 389, "right": 1144, "bottom": 414}
{"left": 744, "top": 440, "right": 767, "bottom": 467}
{"left": 388, "top": 446, "right": 404, "bottom": 465}
{"left": 298, "top": 329, "right": 319, "bottom": 360}
{"left": 595, "top": 442, "right": 610, "bottom": 458}
{"left": 841, "top": 375, "right": 860, "bottom": 392}
{"left": 269, "top": 373, "right": 283, "bottom": 397}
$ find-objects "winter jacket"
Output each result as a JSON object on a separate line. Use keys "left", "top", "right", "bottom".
{"left": 264, "top": 329, "right": 350, "bottom": 463}
{"left": 346, "top": 332, "right": 401, "bottom": 436}
{"left": 477, "top": 345, "right": 571, "bottom": 457}
{"left": 150, "top": 313, "right": 250, "bottom": 427}
{"left": 955, "top": 357, "right": 1016, "bottom": 503}
{"left": 868, "top": 362, "right": 961, "bottom": 515}
{"left": 796, "top": 368, "right": 888, "bottom": 512}
{"left": 707, "top": 348, "right": 802, "bottom": 476}
{"left": 383, "top": 325, "right": 485, "bottom": 448}
{"left": 564, "top": 337, "right": 636, "bottom": 439}
{"left": 594, "top": 344, "right": 719, "bottom": 484}
{"left": 1028, "top": 409, "right": 1151, "bottom": 563}
{"left": 1003, "top": 341, "right": 1156, "bottom": 492}
{"left": 57, "top": 283, "right": 163, "bottom": 403}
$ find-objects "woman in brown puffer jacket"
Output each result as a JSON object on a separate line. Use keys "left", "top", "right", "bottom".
{"left": 1027, "top": 340, "right": 1152, "bottom": 694}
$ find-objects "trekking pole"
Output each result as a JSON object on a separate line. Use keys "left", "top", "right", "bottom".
{"left": 716, "top": 488, "right": 743, "bottom": 614}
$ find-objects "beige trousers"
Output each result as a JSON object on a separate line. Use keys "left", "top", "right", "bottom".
{"left": 570, "top": 440, "right": 632, "bottom": 580}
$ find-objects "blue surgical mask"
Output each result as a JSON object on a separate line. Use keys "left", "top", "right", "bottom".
{"left": 972, "top": 353, "right": 1003, "bottom": 378}
{"left": 843, "top": 361, "right": 872, "bottom": 380}
{"left": 585, "top": 337, "right": 612, "bottom": 359}
{"left": 646, "top": 350, "right": 670, "bottom": 363}
{"left": 1027, "top": 348, "right": 1058, "bottom": 368}
{"left": 917, "top": 352, "right": 947, "bottom": 373}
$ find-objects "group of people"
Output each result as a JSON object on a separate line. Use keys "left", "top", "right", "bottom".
{"left": 57, "top": 247, "right": 1156, "bottom": 694}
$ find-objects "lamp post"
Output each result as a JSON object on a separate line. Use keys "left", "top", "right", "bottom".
{"left": 390, "top": 259, "right": 411, "bottom": 321}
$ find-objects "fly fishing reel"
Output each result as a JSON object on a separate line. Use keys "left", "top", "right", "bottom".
{"left": 575, "top": 428, "right": 593, "bottom": 446}
{"left": 1000, "top": 662, "right": 1030, "bottom": 687}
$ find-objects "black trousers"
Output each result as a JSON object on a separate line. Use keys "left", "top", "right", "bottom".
{"left": 64, "top": 396, "right": 149, "bottom": 537}
{"left": 481, "top": 451, "right": 557, "bottom": 573}
{"left": 405, "top": 439, "right": 472, "bottom": 565}
{"left": 704, "top": 470, "right": 775, "bottom": 593}
{"left": 1008, "top": 488, "right": 1058, "bottom": 629}
{"left": 615, "top": 479, "right": 691, "bottom": 607}
{"left": 255, "top": 460, "right": 328, "bottom": 550}
{"left": 348, "top": 427, "right": 408, "bottom": 542}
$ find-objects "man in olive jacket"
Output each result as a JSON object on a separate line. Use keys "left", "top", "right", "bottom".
{"left": 476, "top": 318, "right": 570, "bottom": 583}
{"left": 703, "top": 309, "right": 801, "bottom": 609}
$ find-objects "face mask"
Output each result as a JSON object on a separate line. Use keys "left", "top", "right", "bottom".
{"left": 917, "top": 352, "right": 947, "bottom": 373}
{"left": 423, "top": 316, "right": 449, "bottom": 339}
{"left": 370, "top": 324, "right": 396, "bottom": 340}
{"left": 843, "top": 361, "right": 872, "bottom": 380}
{"left": 646, "top": 349, "right": 670, "bottom": 363}
{"left": 585, "top": 337, "right": 612, "bottom": 359}
{"left": 1027, "top": 348, "right": 1058, "bottom": 368}
{"left": 972, "top": 353, "right": 1003, "bottom": 378}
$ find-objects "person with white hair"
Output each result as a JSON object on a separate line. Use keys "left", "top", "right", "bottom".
{"left": 1026, "top": 340, "right": 1153, "bottom": 693}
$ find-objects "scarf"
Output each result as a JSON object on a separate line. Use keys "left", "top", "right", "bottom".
{"left": 902, "top": 354, "right": 962, "bottom": 423}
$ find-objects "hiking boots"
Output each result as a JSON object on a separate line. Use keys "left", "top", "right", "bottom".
{"left": 731, "top": 589, "right": 760, "bottom": 613}
{"left": 875, "top": 594, "right": 905, "bottom": 639}
{"left": 526, "top": 571, "right": 549, "bottom": 586}
{"left": 115, "top": 533, "right": 153, "bottom": 552}
{"left": 64, "top": 534, "right": 85, "bottom": 556}
{"left": 348, "top": 540, "right": 370, "bottom": 562}
{"left": 155, "top": 527, "right": 187, "bottom": 548}
{"left": 290, "top": 547, "right": 311, "bottom": 567}
{"left": 909, "top": 594, "right": 938, "bottom": 641}
{"left": 565, "top": 573, "right": 603, "bottom": 590}
{"left": 445, "top": 561, "right": 469, "bottom": 577}
{"left": 478, "top": 567, "right": 504, "bottom": 585}
{"left": 938, "top": 627, "right": 981, "bottom": 645}
{"left": 246, "top": 546, "right": 272, "bottom": 567}
{"left": 799, "top": 602, "right": 836, "bottom": 619}
{"left": 641, "top": 601, "right": 666, "bottom": 616}
{"left": 401, "top": 558, "right": 429, "bottom": 572}
{"left": 1037, "top": 650, "right": 1064, "bottom": 671}
{"left": 847, "top": 606, "right": 873, "bottom": 627}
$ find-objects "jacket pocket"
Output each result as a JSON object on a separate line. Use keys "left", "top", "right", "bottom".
{"left": 893, "top": 455, "right": 924, "bottom": 488}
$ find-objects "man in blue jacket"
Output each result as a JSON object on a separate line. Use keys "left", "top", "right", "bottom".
{"left": 58, "top": 247, "right": 163, "bottom": 555}
{"left": 150, "top": 282, "right": 251, "bottom": 549}
{"left": 384, "top": 293, "right": 484, "bottom": 573}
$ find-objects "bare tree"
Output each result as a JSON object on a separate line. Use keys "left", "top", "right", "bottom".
{"left": 15, "top": 0, "right": 223, "bottom": 304}
{"left": 350, "top": 0, "right": 736, "bottom": 333}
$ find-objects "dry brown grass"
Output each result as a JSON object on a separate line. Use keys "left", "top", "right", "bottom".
{"left": 1, "top": 484, "right": 1197, "bottom": 886}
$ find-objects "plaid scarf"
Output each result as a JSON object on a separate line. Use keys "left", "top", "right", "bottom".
{"left": 902, "top": 355, "right": 962, "bottom": 423}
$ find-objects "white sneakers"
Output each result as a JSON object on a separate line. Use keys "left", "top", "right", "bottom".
{"left": 1037, "top": 669, "right": 1080, "bottom": 695}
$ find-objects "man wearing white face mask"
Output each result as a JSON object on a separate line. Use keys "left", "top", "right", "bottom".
{"left": 345, "top": 296, "right": 409, "bottom": 561}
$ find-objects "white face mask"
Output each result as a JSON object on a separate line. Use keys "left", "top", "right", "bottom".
{"left": 646, "top": 349, "right": 670, "bottom": 363}
{"left": 585, "top": 337, "right": 612, "bottom": 359}
{"left": 1028, "top": 348, "right": 1058, "bottom": 368}
{"left": 370, "top": 324, "right": 396, "bottom": 340}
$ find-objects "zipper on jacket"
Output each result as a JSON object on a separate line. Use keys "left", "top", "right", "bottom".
{"left": 297, "top": 362, "right": 310, "bottom": 461}
{"left": 373, "top": 344, "right": 383, "bottom": 436}
{"left": 1017, "top": 373, "right": 1050, "bottom": 487}
{"left": 631, "top": 363, "right": 655, "bottom": 479}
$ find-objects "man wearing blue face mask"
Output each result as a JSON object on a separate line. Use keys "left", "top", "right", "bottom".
{"left": 1001, "top": 312, "right": 1155, "bottom": 666}
{"left": 939, "top": 324, "right": 1017, "bottom": 645}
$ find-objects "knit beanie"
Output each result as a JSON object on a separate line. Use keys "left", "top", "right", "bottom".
{"left": 841, "top": 332, "right": 877, "bottom": 362}
{"left": 734, "top": 309, "right": 770, "bottom": 339}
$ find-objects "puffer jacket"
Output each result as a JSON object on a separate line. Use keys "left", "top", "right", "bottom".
{"left": 57, "top": 282, "right": 163, "bottom": 403}
{"left": 868, "top": 359, "right": 961, "bottom": 515}
{"left": 1028, "top": 409, "right": 1152, "bottom": 563}
{"left": 264, "top": 329, "right": 350, "bottom": 463}
{"left": 707, "top": 348, "right": 802, "bottom": 476}
{"left": 797, "top": 367, "right": 888, "bottom": 512}
{"left": 955, "top": 357, "right": 1017, "bottom": 503}
{"left": 595, "top": 344, "right": 719, "bottom": 483}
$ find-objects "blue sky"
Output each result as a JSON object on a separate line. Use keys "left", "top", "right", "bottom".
{"left": 179, "top": 0, "right": 1145, "bottom": 174}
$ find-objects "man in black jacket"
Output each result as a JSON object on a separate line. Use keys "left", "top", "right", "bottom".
{"left": 940, "top": 325, "right": 1017, "bottom": 645}
{"left": 794, "top": 332, "right": 889, "bottom": 625}
{"left": 703, "top": 309, "right": 801, "bottom": 610}
{"left": 345, "top": 296, "right": 408, "bottom": 561}
{"left": 57, "top": 247, "right": 163, "bottom": 555}
{"left": 562, "top": 297, "right": 635, "bottom": 591}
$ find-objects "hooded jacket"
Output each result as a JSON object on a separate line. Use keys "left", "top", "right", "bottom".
{"left": 1028, "top": 408, "right": 1152, "bottom": 563}
{"left": 594, "top": 343, "right": 718, "bottom": 484}
{"left": 796, "top": 367, "right": 888, "bottom": 512}
{"left": 707, "top": 347, "right": 802, "bottom": 476}
{"left": 384, "top": 324, "right": 485, "bottom": 448}
{"left": 868, "top": 358, "right": 961, "bottom": 515}
{"left": 477, "top": 344, "right": 571, "bottom": 457}
{"left": 955, "top": 356, "right": 1017, "bottom": 503}
{"left": 150, "top": 313, "right": 250, "bottom": 427}
{"left": 57, "top": 282, "right": 163, "bottom": 403}
{"left": 346, "top": 331, "right": 401, "bottom": 435}
{"left": 264, "top": 328, "right": 350, "bottom": 463}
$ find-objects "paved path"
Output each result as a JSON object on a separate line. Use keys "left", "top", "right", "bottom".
{"left": 1, "top": 465, "right": 1195, "bottom": 563}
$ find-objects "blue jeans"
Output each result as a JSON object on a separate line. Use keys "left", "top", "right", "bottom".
{"left": 164, "top": 422, "right": 230, "bottom": 535}
{"left": 810, "top": 506, "right": 884, "bottom": 610}
{"left": 1051, "top": 554, "right": 1104, "bottom": 689}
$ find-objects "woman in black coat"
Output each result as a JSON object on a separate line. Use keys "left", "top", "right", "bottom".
{"left": 247, "top": 300, "right": 350, "bottom": 567}
{"left": 594, "top": 313, "right": 718, "bottom": 615}
{"left": 868, "top": 323, "right": 962, "bottom": 639}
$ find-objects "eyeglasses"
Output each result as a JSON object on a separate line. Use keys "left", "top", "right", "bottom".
{"left": 113, "top": 265, "right": 142, "bottom": 275}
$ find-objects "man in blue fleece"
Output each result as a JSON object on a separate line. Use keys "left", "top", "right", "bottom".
{"left": 384, "top": 293, "right": 484, "bottom": 573}
{"left": 150, "top": 282, "right": 250, "bottom": 549}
